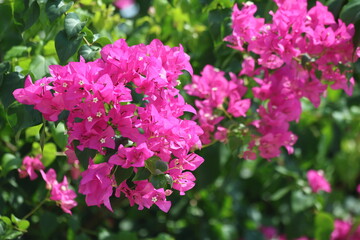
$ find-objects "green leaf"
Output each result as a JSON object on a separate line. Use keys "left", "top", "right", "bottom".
{"left": 93, "top": 37, "right": 112, "bottom": 47}
{"left": 270, "top": 186, "right": 292, "bottom": 201}
{"left": 0, "top": 216, "right": 12, "bottom": 226}
{"left": 3, "top": 230, "right": 23, "bottom": 239}
{"left": 0, "top": 61, "right": 10, "bottom": 87}
{"left": 24, "top": 1, "right": 40, "bottom": 30}
{"left": 55, "top": 30, "right": 83, "bottom": 64}
{"left": 145, "top": 156, "right": 161, "bottom": 174}
{"left": 154, "top": 233, "right": 175, "bottom": 240}
{"left": 0, "top": 4, "right": 22, "bottom": 55}
{"left": 155, "top": 160, "right": 169, "bottom": 173}
{"left": 17, "top": 220, "right": 30, "bottom": 231}
{"left": 81, "top": 26, "right": 94, "bottom": 43}
{"left": 79, "top": 45, "right": 100, "bottom": 62}
{"left": 29, "top": 55, "right": 47, "bottom": 80}
{"left": 208, "top": 9, "right": 231, "bottom": 43}
{"left": 4, "top": 46, "right": 29, "bottom": 60}
{"left": 1, "top": 154, "right": 22, "bottom": 176}
{"left": 132, "top": 167, "right": 151, "bottom": 181}
{"left": 165, "top": 174, "right": 173, "bottom": 188}
{"left": 64, "top": 12, "right": 86, "bottom": 38}
{"left": 150, "top": 174, "right": 168, "bottom": 189}
{"left": 73, "top": 141, "right": 97, "bottom": 168}
{"left": 25, "top": 124, "right": 42, "bottom": 139}
{"left": 327, "top": 0, "right": 346, "bottom": 19}
{"left": 32, "top": 142, "right": 57, "bottom": 167}
{"left": 50, "top": 122, "right": 68, "bottom": 149}
{"left": 55, "top": 110, "right": 70, "bottom": 126}
{"left": 339, "top": 0, "right": 360, "bottom": 24}
{"left": 114, "top": 167, "right": 133, "bottom": 185}
{"left": 291, "top": 190, "right": 315, "bottom": 213}
{"left": 7, "top": 102, "right": 43, "bottom": 132}
{"left": 202, "top": 0, "right": 234, "bottom": 13}
{"left": 0, "top": 62, "right": 10, "bottom": 75}
{"left": 10, "top": 214, "right": 20, "bottom": 224}
{"left": 275, "top": 166, "right": 299, "bottom": 178}
{"left": 46, "top": 0, "right": 74, "bottom": 22}
{"left": 0, "top": 72, "right": 23, "bottom": 109}
{"left": 315, "top": 212, "right": 334, "bottom": 240}
{"left": 353, "top": 18, "right": 360, "bottom": 51}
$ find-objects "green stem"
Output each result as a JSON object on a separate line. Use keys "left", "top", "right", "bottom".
{"left": 201, "top": 140, "right": 218, "bottom": 149}
{"left": 82, "top": 35, "right": 91, "bottom": 46}
{"left": 219, "top": 104, "right": 232, "bottom": 120}
{"left": 22, "top": 197, "right": 48, "bottom": 220}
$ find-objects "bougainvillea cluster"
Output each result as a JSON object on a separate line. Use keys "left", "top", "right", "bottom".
{"left": 184, "top": 65, "right": 250, "bottom": 144}
{"left": 13, "top": 39, "right": 204, "bottom": 213}
{"left": 218, "top": 0, "right": 356, "bottom": 159}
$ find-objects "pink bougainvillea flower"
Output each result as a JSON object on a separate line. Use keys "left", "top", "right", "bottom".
{"left": 78, "top": 160, "right": 114, "bottom": 211}
{"left": 109, "top": 143, "right": 153, "bottom": 168}
{"left": 49, "top": 176, "right": 78, "bottom": 214}
{"left": 306, "top": 170, "right": 331, "bottom": 193}
{"left": 18, "top": 155, "right": 44, "bottom": 180}
{"left": 116, "top": 180, "right": 172, "bottom": 213}
{"left": 185, "top": 65, "right": 250, "bottom": 145}
{"left": 260, "top": 226, "right": 277, "bottom": 239}
{"left": 331, "top": 219, "right": 360, "bottom": 240}
{"left": 40, "top": 169, "right": 77, "bottom": 214}
{"left": 331, "top": 220, "right": 352, "bottom": 240}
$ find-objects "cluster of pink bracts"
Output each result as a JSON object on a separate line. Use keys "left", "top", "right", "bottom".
{"left": 14, "top": 39, "right": 205, "bottom": 213}
{"left": 186, "top": 0, "right": 357, "bottom": 160}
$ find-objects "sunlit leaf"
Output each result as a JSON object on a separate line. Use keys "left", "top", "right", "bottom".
{"left": 64, "top": 12, "right": 86, "bottom": 38}
{"left": 55, "top": 30, "right": 83, "bottom": 64}
{"left": 46, "top": 0, "right": 73, "bottom": 22}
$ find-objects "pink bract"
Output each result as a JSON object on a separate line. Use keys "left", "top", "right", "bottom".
{"left": 40, "top": 169, "right": 77, "bottom": 214}
{"left": 18, "top": 155, "right": 44, "bottom": 181}
{"left": 306, "top": 170, "right": 331, "bottom": 193}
